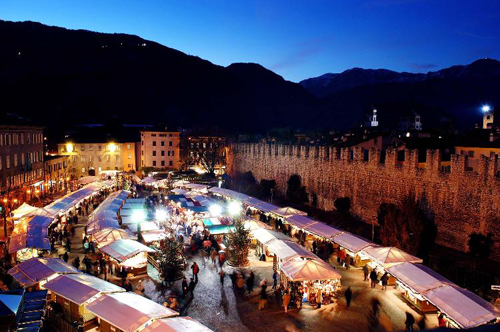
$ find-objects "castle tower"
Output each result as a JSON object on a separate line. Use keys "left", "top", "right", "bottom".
{"left": 482, "top": 105, "right": 494, "bottom": 129}
{"left": 370, "top": 109, "right": 379, "bottom": 127}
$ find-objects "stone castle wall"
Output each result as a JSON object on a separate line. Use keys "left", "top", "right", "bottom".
{"left": 228, "top": 143, "right": 500, "bottom": 261}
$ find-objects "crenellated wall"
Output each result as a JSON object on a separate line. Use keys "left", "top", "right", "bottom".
{"left": 228, "top": 143, "right": 500, "bottom": 261}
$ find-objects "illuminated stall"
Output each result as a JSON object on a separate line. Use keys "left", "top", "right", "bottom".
{"left": 332, "top": 232, "right": 373, "bottom": 267}
{"left": 9, "top": 215, "right": 54, "bottom": 261}
{"left": 250, "top": 228, "right": 290, "bottom": 257}
{"left": 141, "top": 317, "right": 213, "bottom": 332}
{"left": 99, "top": 239, "right": 156, "bottom": 275}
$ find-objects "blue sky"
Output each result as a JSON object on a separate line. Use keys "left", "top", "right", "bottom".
{"left": 2, "top": 0, "right": 500, "bottom": 82}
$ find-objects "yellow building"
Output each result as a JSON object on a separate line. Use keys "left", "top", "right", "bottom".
{"left": 140, "top": 130, "right": 180, "bottom": 170}
{"left": 58, "top": 141, "right": 139, "bottom": 177}
{"left": 456, "top": 145, "right": 500, "bottom": 171}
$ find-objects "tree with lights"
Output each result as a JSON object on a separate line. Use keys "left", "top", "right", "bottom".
{"left": 158, "top": 237, "right": 186, "bottom": 284}
{"left": 225, "top": 220, "right": 251, "bottom": 267}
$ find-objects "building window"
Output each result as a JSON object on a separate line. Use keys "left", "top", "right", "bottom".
{"left": 72, "top": 155, "right": 76, "bottom": 162}
{"left": 127, "top": 144, "right": 131, "bottom": 149}
{"left": 20, "top": 133, "right": 23, "bottom": 144}
{"left": 153, "top": 141, "right": 156, "bottom": 146}
{"left": 89, "top": 145, "right": 93, "bottom": 151}
{"left": 171, "top": 150, "right": 174, "bottom": 156}
{"left": 169, "top": 160, "right": 173, "bottom": 166}
{"left": 161, "top": 151, "right": 165, "bottom": 156}
{"left": 21, "top": 154, "right": 25, "bottom": 165}
{"left": 161, "top": 160, "right": 165, "bottom": 166}
{"left": 115, "top": 155, "right": 119, "bottom": 162}
{"left": 141, "top": 150, "right": 144, "bottom": 156}
{"left": 82, "top": 167, "right": 86, "bottom": 173}
{"left": 152, "top": 151, "right": 156, "bottom": 156}
{"left": 468, "top": 151, "right": 475, "bottom": 158}
{"left": 153, "top": 161, "right": 156, "bottom": 166}
{"left": 151, "top": 134, "right": 157, "bottom": 137}
{"left": 98, "top": 145, "right": 102, "bottom": 151}
{"left": 81, "top": 156, "right": 85, "bottom": 162}
{"left": 81, "top": 145, "right": 85, "bottom": 151}
{"left": 161, "top": 141, "right": 165, "bottom": 146}
{"left": 98, "top": 167, "right": 102, "bottom": 172}
{"left": 14, "top": 154, "right": 18, "bottom": 167}
{"left": 169, "top": 141, "right": 173, "bottom": 146}
{"left": 128, "top": 153, "right": 132, "bottom": 159}
{"left": 106, "top": 155, "right": 110, "bottom": 162}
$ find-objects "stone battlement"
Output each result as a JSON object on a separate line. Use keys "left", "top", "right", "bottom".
{"left": 228, "top": 143, "right": 500, "bottom": 261}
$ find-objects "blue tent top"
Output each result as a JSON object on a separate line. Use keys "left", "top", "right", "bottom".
{"left": 9, "top": 216, "right": 53, "bottom": 253}
{"left": 206, "top": 225, "right": 235, "bottom": 235}
{"left": 0, "top": 293, "right": 22, "bottom": 315}
{"left": 184, "top": 206, "right": 209, "bottom": 214}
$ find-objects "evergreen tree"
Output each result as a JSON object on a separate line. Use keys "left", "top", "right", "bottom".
{"left": 158, "top": 238, "right": 186, "bottom": 283}
{"left": 225, "top": 220, "right": 251, "bottom": 267}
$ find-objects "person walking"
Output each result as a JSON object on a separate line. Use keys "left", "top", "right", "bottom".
{"left": 283, "top": 291, "right": 291, "bottom": 313}
{"left": 246, "top": 272, "right": 255, "bottom": 294}
{"left": 189, "top": 277, "right": 196, "bottom": 297}
{"left": 316, "top": 289, "right": 323, "bottom": 309}
{"left": 219, "top": 269, "right": 225, "bottom": 286}
{"left": 345, "top": 287, "right": 352, "bottom": 308}
{"left": 182, "top": 277, "right": 188, "bottom": 298}
{"left": 62, "top": 251, "right": 69, "bottom": 263}
{"left": 191, "top": 262, "right": 200, "bottom": 283}
{"left": 72, "top": 256, "right": 80, "bottom": 270}
{"left": 258, "top": 286, "right": 268, "bottom": 310}
{"left": 210, "top": 248, "right": 218, "bottom": 266}
{"left": 381, "top": 272, "right": 388, "bottom": 290}
{"left": 363, "top": 264, "right": 369, "bottom": 281}
{"left": 272, "top": 270, "right": 278, "bottom": 290}
{"left": 370, "top": 269, "right": 378, "bottom": 289}
{"left": 236, "top": 274, "right": 245, "bottom": 293}
{"left": 405, "top": 312, "right": 415, "bottom": 331}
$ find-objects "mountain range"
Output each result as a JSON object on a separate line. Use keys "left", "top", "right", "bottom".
{"left": 0, "top": 20, "right": 499, "bottom": 136}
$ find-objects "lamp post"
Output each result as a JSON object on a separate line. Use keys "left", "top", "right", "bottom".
{"left": 2, "top": 198, "right": 8, "bottom": 238}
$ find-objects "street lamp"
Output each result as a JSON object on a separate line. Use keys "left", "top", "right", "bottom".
{"left": 209, "top": 204, "right": 222, "bottom": 217}
{"left": 228, "top": 201, "right": 242, "bottom": 216}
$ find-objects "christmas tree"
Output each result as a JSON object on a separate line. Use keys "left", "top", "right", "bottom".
{"left": 158, "top": 237, "right": 186, "bottom": 283}
{"left": 225, "top": 219, "right": 251, "bottom": 267}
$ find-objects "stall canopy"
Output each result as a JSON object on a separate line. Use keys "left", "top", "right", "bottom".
{"left": 9, "top": 215, "right": 53, "bottom": 253}
{"left": 8, "top": 258, "right": 80, "bottom": 287}
{"left": 86, "top": 292, "right": 178, "bottom": 332}
{"left": 86, "top": 190, "right": 130, "bottom": 235}
{"left": 93, "top": 228, "right": 135, "bottom": 248}
{"left": 280, "top": 258, "right": 341, "bottom": 281}
{"left": 142, "top": 317, "right": 213, "bottom": 332}
{"left": 142, "top": 177, "right": 155, "bottom": 184}
{"left": 172, "top": 180, "right": 190, "bottom": 187}
{"left": 185, "top": 183, "right": 208, "bottom": 191}
{"left": 423, "top": 285, "right": 500, "bottom": 329}
{"left": 386, "top": 263, "right": 452, "bottom": 294}
{"left": 304, "top": 222, "right": 343, "bottom": 240}
{"left": 333, "top": 232, "right": 373, "bottom": 253}
{"left": 271, "top": 206, "right": 307, "bottom": 218}
{"left": 45, "top": 182, "right": 106, "bottom": 215}
{"left": 254, "top": 201, "right": 279, "bottom": 213}
{"left": 208, "top": 187, "right": 251, "bottom": 201}
{"left": 285, "top": 215, "right": 318, "bottom": 230}
{"left": 126, "top": 222, "right": 160, "bottom": 234}
{"left": 251, "top": 228, "right": 289, "bottom": 245}
{"left": 77, "top": 176, "right": 99, "bottom": 185}
{"left": 244, "top": 218, "right": 272, "bottom": 231}
{"left": 243, "top": 197, "right": 264, "bottom": 207}
{"left": 11, "top": 203, "right": 38, "bottom": 221}
{"left": 267, "top": 240, "right": 317, "bottom": 261}
{"left": 43, "top": 274, "right": 125, "bottom": 305}
{"left": 362, "top": 246, "right": 423, "bottom": 267}
{"left": 171, "top": 188, "right": 187, "bottom": 195}
{"left": 99, "top": 239, "right": 155, "bottom": 263}
{"left": 141, "top": 230, "right": 167, "bottom": 243}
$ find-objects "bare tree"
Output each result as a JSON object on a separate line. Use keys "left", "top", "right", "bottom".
{"left": 185, "top": 138, "right": 226, "bottom": 175}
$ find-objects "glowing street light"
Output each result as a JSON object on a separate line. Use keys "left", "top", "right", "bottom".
{"left": 156, "top": 209, "right": 167, "bottom": 221}
{"left": 66, "top": 142, "right": 74, "bottom": 153}
{"left": 133, "top": 209, "right": 146, "bottom": 223}
{"left": 209, "top": 204, "right": 222, "bottom": 217}
{"left": 108, "top": 142, "right": 117, "bottom": 153}
{"left": 482, "top": 105, "right": 491, "bottom": 113}
{"left": 228, "top": 201, "right": 242, "bottom": 216}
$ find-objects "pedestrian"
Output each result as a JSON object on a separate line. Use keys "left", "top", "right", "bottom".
{"left": 103, "top": 264, "right": 108, "bottom": 281}
{"left": 72, "top": 256, "right": 80, "bottom": 269}
{"left": 283, "top": 291, "right": 291, "bottom": 313}
{"left": 219, "top": 269, "right": 225, "bottom": 286}
{"left": 200, "top": 249, "right": 207, "bottom": 267}
{"left": 316, "top": 288, "right": 323, "bottom": 309}
{"left": 62, "top": 251, "right": 69, "bottom": 263}
{"left": 210, "top": 248, "right": 217, "bottom": 266}
{"left": 236, "top": 274, "right": 245, "bottom": 293}
{"left": 191, "top": 262, "right": 200, "bottom": 282}
{"left": 272, "top": 270, "right": 278, "bottom": 289}
{"left": 312, "top": 240, "right": 317, "bottom": 254}
{"left": 274, "top": 285, "right": 282, "bottom": 306}
{"left": 381, "top": 272, "right": 388, "bottom": 290}
{"left": 258, "top": 286, "right": 268, "bottom": 310}
{"left": 218, "top": 250, "right": 225, "bottom": 268}
{"left": 189, "top": 277, "right": 196, "bottom": 297}
{"left": 405, "top": 311, "right": 415, "bottom": 331}
{"left": 438, "top": 313, "right": 446, "bottom": 328}
{"left": 370, "top": 269, "right": 378, "bottom": 289}
{"left": 417, "top": 313, "right": 427, "bottom": 331}
{"left": 182, "top": 277, "right": 188, "bottom": 297}
{"left": 345, "top": 286, "right": 352, "bottom": 308}
{"left": 363, "top": 264, "right": 369, "bottom": 281}
{"left": 230, "top": 271, "right": 237, "bottom": 289}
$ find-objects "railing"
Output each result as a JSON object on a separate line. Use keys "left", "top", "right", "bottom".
{"left": 147, "top": 254, "right": 160, "bottom": 271}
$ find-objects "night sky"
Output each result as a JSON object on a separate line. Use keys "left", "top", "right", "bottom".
{"left": 2, "top": 0, "right": 500, "bottom": 82}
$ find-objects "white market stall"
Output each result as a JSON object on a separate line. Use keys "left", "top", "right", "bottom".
{"left": 266, "top": 240, "right": 317, "bottom": 271}
{"left": 8, "top": 257, "right": 80, "bottom": 288}
{"left": 99, "top": 239, "right": 156, "bottom": 275}
{"left": 270, "top": 206, "right": 307, "bottom": 219}
{"left": 9, "top": 215, "right": 54, "bottom": 261}
{"left": 86, "top": 190, "right": 130, "bottom": 235}
{"left": 362, "top": 246, "right": 423, "bottom": 268}
{"left": 93, "top": 228, "right": 135, "bottom": 248}
{"left": 141, "top": 317, "right": 213, "bottom": 332}
{"left": 10, "top": 203, "right": 39, "bottom": 223}
{"left": 333, "top": 232, "right": 373, "bottom": 267}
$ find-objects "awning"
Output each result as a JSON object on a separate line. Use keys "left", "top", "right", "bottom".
{"left": 8, "top": 258, "right": 80, "bottom": 287}
{"left": 77, "top": 176, "right": 99, "bottom": 185}
{"left": 141, "top": 317, "right": 213, "bottom": 332}
{"left": 362, "top": 246, "right": 423, "bottom": 267}
{"left": 244, "top": 218, "right": 272, "bottom": 231}
{"left": 270, "top": 206, "right": 307, "bottom": 218}
{"left": 99, "top": 239, "right": 155, "bottom": 262}
{"left": 285, "top": 215, "right": 318, "bottom": 229}
{"left": 172, "top": 180, "right": 190, "bottom": 187}
{"left": 45, "top": 182, "right": 105, "bottom": 215}
{"left": 141, "top": 231, "right": 167, "bottom": 243}
{"left": 86, "top": 292, "right": 178, "bottom": 332}
{"left": 423, "top": 285, "right": 500, "bottom": 329}
{"left": 86, "top": 190, "right": 130, "bottom": 235}
{"left": 9, "top": 215, "right": 54, "bottom": 253}
{"left": 171, "top": 188, "right": 187, "bottom": 195}
{"left": 254, "top": 201, "right": 279, "bottom": 213}
{"left": 126, "top": 222, "right": 160, "bottom": 234}
{"left": 93, "top": 228, "right": 135, "bottom": 248}
{"left": 280, "top": 258, "right": 341, "bottom": 281}
{"left": 251, "top": 228, "right": 289, "bottom": 245}
{"left": 11, "top": 203, "right": 38, "bottom": 221}
{"left": 386, "top": 262, "right": 453, "bottom": 294}
{"left": 304, "top": 222, "right": 342, "bottom": 239}
{"left": 208, "top": 187, "right": 251, "bottom": 201}
{"left": 185, "top": 183, "right": 208, "bottom": 191}
{"left": 266, "top": 240, "right": 317, "bottom": 261}
{"left": 43, "top": 274, "right": 124, "bottom": 305}
{"left": 333, "top": 232, "right": 373, "bottom": 253}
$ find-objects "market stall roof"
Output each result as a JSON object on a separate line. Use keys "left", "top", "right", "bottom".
{"left": 251, "top": 228, "right": 290, "bottom": 245}
{"left": 423, "top": 285, "right": 500, "bottom": 329}
{"left": 244, "top": 218, "right": 272, "bottom": 231}
{"left": 126, "top": 198, "right": 146, "bottom": 204}
{"left": 267, "top": 240, "right": 317, "bottom": 261}
{"left": 8, "top": 258, "right": 80, "bottom": 287}
{"left": 9, "top": 215, "right": 53, "bottom": 253}
{"left": 126, "top": 221, "right": 160, "bottom": 234}
{"left": 185, "top": 183, "right": 208, "bottom": 191}
{"left": 362, "top": 246, "right": 423, "bottom": 267}
{"left": 280, "top": 258, "right": 341, "bottom": 281}
{"left": 141, "top": 317, "right": 213, "bottom": 332}
{"left": 304, "top": 222, "right": 343, "bottom": 239}
{"left": 141, "top": 231, "right": 167, "bottom": 243}
{"left": 386, "top": 263, "right": 453, "bottom": 294}
{"left": 285, "top": 215, "right": 318, "bottom": 229}
{"left": 270, "top": 206, "right": 307, "bottom": 218}
{"left": 254, "top": 201, "right": 279, "bottom": 213}
{"left": 11, "top": 203, "right": 38, "bottom": 220}
{"left": 43, "top": 274, "right": 124, "bottom": 305}
{"left": 45, "top": 182, "right": 105, "bottom": 215}
{"left": 93, "top": 228, "right": 135, "bottom": 247}
{"left": 333, "top": 232, "right": 373, "bottom": 253}
{"left": 208, "top": 187, "right": 251, "bottom": 201}
{"left": 206, "top": 225, "right": 235, "bottom": 235}
{"left": 99, "top": 239, "right": 155, "bottom": 262}
{"left": 86, "top": 292, "right": 178, "bottom": 332}
{"left": 86, "top": 190, "right": 130, "bottom": 235}
{"left": 171, "top": 188, "right": 187, "bottom": 195}
{"left": 243, "top": 197, "right": 264, "bottom": 207}
{"left": 172, "top": 180, "right": 190, "bottom": 187}
{"left": 77, "top": 176, "right": 99, "bottom": 185}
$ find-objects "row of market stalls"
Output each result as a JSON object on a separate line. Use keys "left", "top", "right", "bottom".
{"left": 8, "top": 181, "right": 115, "bottom": 262}
{"left": 213, "top": 187, "right": 499, "bottom": 329}
{"left": 7, "top": 258, "right": 213, "bottom": 332}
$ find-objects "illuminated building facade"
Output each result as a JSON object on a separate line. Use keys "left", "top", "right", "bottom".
{"left": 140, "top": 130, "right": 180, "bottom": 170}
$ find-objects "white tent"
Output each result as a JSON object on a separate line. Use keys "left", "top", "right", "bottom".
{"left": 172, "top": 180, "right": 190, "bottom": 187}
{"left": 280, "top": 258, "right": 341, "bottom": 281}
{"left": 11, "top": 203, "right": 39, "bottom": 221}
{"left": 171, "top": 188, "right": 187, "bottom": 195}
{"left": 244, "top": 217, "right": 272, "bottom": 231}
{"left": 271, "top": 206, "right": 307, "bottom": 218}
{"left": 93, "top": 228, "right": 135, "bottom": 247}
{"left": 185, "top": 183, "right": 208, "bottom": 191}
{"left": 285, "top": 215, "right": 317, "bottom": 229}
{"left": 386, "top": 262, "right": 452, "bottom": 294}
{"left": 142, "top": 176, "right": 155, "bottom": 184}
{"left": 423, "top": 285, "right": 500, "bottom": 329}
{"left": 333, "top": 232, "right": 373, "bottom": 253}
{"left": 304, "top": 222, "right": 343, "bottom": 239}
{"left": 142, "top": 317, "right": 213, "bottom": 332}
{"left": 267, "top": 240, "right": 317, "bottom": 262}
{"left": 362, "top": 246, "right": 423, "bottom": 267}
{"left": 77, "top": 176, "right": 99, "bottom": 185}
{"left": 254, "top": 201, "right": 279, "bottom": 213}
{"left": 251, "top": 228, "right": 289, "bottom": 245}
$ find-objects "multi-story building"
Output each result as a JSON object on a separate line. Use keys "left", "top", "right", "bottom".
{"left": 0, "top": 125, "right": 44, "bottom": 196}
{"left": 43, "top": 155, "right": 70, "bottom": 194}
{"left": 140, "top": 130, "right": 180, "bottom": 170}
{"left": 181, "top": 136, "right": 227, "bottom": 174}
{"left": 58, "top": 141, "right": 139, "bottom": 178}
